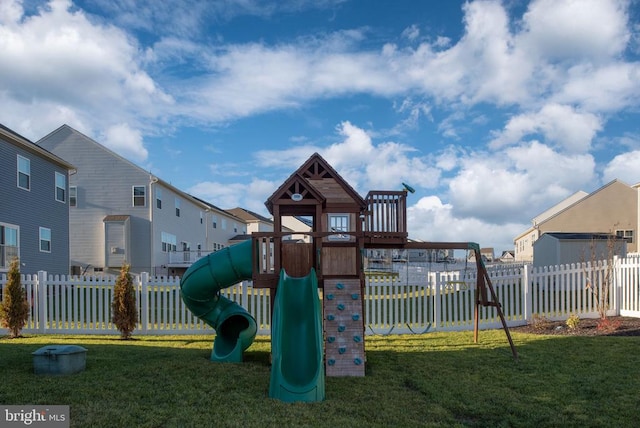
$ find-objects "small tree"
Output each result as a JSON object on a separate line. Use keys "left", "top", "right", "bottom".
{"left": 111, "top": 263, "right": 138, "bottom": 339}
{"left": 0, "top": 258, "right": 30, "bottom": 338}
{"left": 583, "top": 234, "right": 619, "bottom": 331}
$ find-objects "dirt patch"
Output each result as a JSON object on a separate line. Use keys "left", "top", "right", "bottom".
{"left": 510, "top": 316, "right": 640, "bottom": 337}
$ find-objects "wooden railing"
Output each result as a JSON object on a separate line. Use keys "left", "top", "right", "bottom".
{"left": 363, "top": 190, "right": 408, "bottom": 245}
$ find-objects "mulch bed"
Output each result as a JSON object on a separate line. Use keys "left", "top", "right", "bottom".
{"left": 510, "top": 316, "right": 640, "bottom": 337}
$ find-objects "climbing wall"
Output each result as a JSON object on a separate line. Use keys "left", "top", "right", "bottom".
{"left": 323, "top": 278, "right": 365, "bottom": 377}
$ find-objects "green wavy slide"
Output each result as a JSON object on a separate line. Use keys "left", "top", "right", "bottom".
{"left": 180, "top": 240, "right": 325, "bottom": 402}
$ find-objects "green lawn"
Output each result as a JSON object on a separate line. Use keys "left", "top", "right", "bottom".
{"left": 1, "top": 331, "right": 639, "bottom": 427}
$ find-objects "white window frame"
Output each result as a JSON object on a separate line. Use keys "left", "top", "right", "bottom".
{"left": 69, "top": 186, "right": 77, "bottom": 207}
{"left": 156, "top": 187, "right": 162, "bottom": 209}
{"left": 175, "top": 198, "right": 181, "bottom": 217}
{"left": 616, "top": 229, "right": 634, "bottom": 244}
{"left": 55, "top": 172, "right": 66, "bottom": 203}
{"left": 161, "top": 232, "right": 177, "bottom": 252}
{"left": 328, "top": 214, "right": 350, "bottom": 241}
{"left": 17, "top": 155, "right": 30, "bottom": 191}
{"left": 39, "top": 227, "right": 51, "bottom": 253}
{"left": 0, "top": 223, "right": 20, "bottom": 270}
{"left": 212, "top": 215, "right": 218, "bottom": 229}
{"left": 133, "top": 185, "right": 146, "bottom": 207}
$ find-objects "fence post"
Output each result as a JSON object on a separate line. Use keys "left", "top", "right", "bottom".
{"left": 37, "top": 271, "right": 47, "bottom": 334}
{"left": 612, "top": 256, "right": 620, "bottom": 316}
{"left": 241, "top": 281, "right": 249, "bottom": 309}
{"left": 522, "top": 265, "right": 531, "bottom": 324}
{"left": 140, "top": 272, "right": 149, "bottom": 333}
{"left": 433, "top": 272, "right": 440, "bottom": 330}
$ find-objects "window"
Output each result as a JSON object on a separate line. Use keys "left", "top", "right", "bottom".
{"left": 175, "top": 198, "right": 181, "bottom": 217}
{"left": 69, "top": 186, "right": 77, "bottom": 207}
{"left": 200, "top": 211, "right": 203, "bottom": 224}
{"left": 17, "top": 155, "right": 30, "bottom": 190}
{"left": 0, "top": 224, "right": 19, "bottom": 269}
{"left": 156, "top": 188, "right": 162, "bottom": 209}
{"left": 55, "top": 172, "right": 66, "bottom": 202}
{"left": 221, "top": 218, "right": 227, "bottom": 230}
{"left": 233, "top": 222, "right": 238, "bottom": 233}
{"left": 39, "top": 227, "right": 51, "bottom": 253}
{"left": 328, "top": 214, "right": 350, "bottom": 240}
{"left": 161, "top": 232, "right": 177, "bottom": 252}
{"left": 212, "top": 215, "right": 218, "bottom": 229}
{"left": 616, "top": 230, "right": 634, "bottom": 244}
{"left": 133, "top": 186, "right": 146, "bottom": 207}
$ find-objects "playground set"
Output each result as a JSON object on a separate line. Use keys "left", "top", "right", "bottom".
{"left": 180, "top": 153, "right": 517, "bottom": 403}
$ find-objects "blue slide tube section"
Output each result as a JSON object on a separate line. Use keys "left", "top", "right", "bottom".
{"left": 180, "top": 240, "right": 257, "bottom": 362}
{"left": 269, "top": 268, "right": 325, "bottom": 402}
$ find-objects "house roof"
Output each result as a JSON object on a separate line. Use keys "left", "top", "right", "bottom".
{"left": 103, "top": 215, "right": 131, "bottom": 222}
{"left": 265, "top": 152, "right": 366, "bottom": 214}
{"left": 227, "top": 207, "right": 273, "bottom": 224}
{"left": 1, "top": 123, "right": 75, "bottom": 171}
{"left": 228, "top": 234, "right": 252, "bottom": 241}
{"left": 541, "top": 232, "right": 618, "bottom": 241}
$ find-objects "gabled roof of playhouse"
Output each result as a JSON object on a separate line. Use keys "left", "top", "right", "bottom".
{"left": 265, "top": 152, "right": 366, "bottom": 214}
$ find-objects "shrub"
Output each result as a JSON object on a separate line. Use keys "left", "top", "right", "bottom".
{"left": 530, "top": 314, "right": 553, "bottom": 331}
{"left": 0, "top": 258, "right": 30, "bottom": 338}
{"left": 111, "top": 264, "right": 138, "bottom": 339}
{"left": 566, "top": 314, "right": 580, "bottom": 330}
{"left": 596, "top": 318, "right": 621, "bottom": 332}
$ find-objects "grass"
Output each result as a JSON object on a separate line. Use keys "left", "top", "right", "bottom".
{"left": 1, "top": 331, "right": 639, "bottom": 427}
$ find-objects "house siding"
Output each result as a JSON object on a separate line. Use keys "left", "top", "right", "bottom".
{"left": 540, "top": 181, "right": 637, "bottom": 252}
{"left": 37, "top": 125, "right": 247, "bottom": 276}
{"left": 0, "top": 128, "right": 71, "bottom": 275}
{"left": 38, "top": 126, "right": 153, "bottom": 274}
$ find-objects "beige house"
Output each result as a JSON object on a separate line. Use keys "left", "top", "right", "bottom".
{"left": 514, "top": 180, "right": 639, "bottom": 262}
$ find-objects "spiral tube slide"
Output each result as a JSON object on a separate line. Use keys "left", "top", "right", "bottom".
{"left": 269, "top": 268, "right": 325, "bottom": 402}
{"left": 180, "top": 239, "right": 257, "bottom": 362}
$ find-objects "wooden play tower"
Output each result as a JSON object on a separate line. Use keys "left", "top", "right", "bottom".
{"left": 251, "top": 153, "right": 517, "bottom": 376}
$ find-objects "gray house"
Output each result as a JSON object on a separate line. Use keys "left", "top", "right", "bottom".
{"left": 0, "top": 124, "right": 75, "bottom": 275}
{"left": 533, "top": 232, "right": 628, "bottom": 268}
{"left": 37, "top": 125, "right": 245, "bottom": 276}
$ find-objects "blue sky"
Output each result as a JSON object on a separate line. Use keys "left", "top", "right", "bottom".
{"left": 2, "top": 0, "right": 640, "bottom": 253}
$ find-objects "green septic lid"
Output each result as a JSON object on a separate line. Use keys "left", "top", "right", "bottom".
{"left": 32, "top": 345, "right": 87, "bottom": 356}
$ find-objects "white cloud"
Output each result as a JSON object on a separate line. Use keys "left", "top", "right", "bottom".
{"left": 407, "top": 196, "right": 525, "bottom": 251}
{"left": 518, "top": 0, "right": 630, "bottom": 62}
{"left": 490, "top": 104, "right": 602, "bottom": 153}
{"left": 447, "top": 141, "right": 595, "bottom": 223}
{"left": 188, "top": 178, "right": 278, "bottom": 214}
{"left": 603, "top": 150, "right": 640, "bottom": 185}
{"left": 402, "top": 24, "right": 420, "bottom": 41}
{"left": 553, "top": 63, "right": 640, "bottom": 112}
{"left": 100, "top": 123, "right": 148, "bottom": 162}
{"left": 0, "top": 0, "right": 172, "bottom": 140}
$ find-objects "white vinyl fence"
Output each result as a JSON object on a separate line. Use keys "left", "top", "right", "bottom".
{"left": 1, "top": 255, "right": 639, "bottom": 336}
